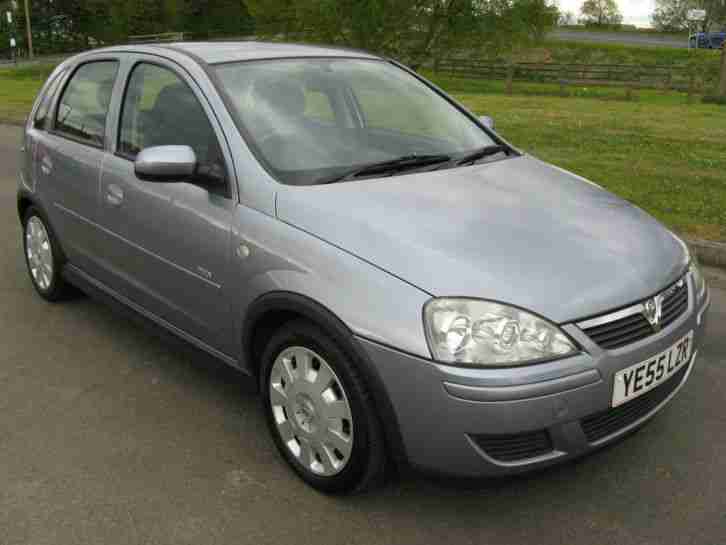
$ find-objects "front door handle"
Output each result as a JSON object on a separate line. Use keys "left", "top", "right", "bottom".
{"left": 106, "top": 184, "right": 124, "bottom": 207}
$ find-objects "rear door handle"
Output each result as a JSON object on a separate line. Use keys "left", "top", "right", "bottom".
{"left": 106, "top": 184, "right": 124, "bottom": 207}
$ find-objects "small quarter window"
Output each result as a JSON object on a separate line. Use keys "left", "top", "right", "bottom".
{"left": 55, "top": 61, "right": 119, "bottom": 146}
{"left": 34, "top": 69, "right": 66, "bottom": 130}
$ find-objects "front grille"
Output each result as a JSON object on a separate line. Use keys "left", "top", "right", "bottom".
{"left": 471, "top": 430, "right": 554, "bottom": 462}
{"left": 660, "top": 280, "right": 689, "bottom": 328}
{"left": 581, "top": 363, "right": 689, "bottom": 443}
{"left": 581, "top": 278, "right": 689, "bottom": 350}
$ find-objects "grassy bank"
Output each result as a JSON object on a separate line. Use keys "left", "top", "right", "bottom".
{"left": 0, "top": 62, "right": 724, "bottom": 241}
{"left": 541, "top": 39, "right": 718, "bottom": 66}
{"left": 444, "top": 88, "right": 726, "bottom": 241}
{"left": 0, "top": 64, "right": 56, "bottom": 124}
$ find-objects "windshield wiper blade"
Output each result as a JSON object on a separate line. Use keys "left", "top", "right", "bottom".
{"left": 454, "top": 145, "right": 510, "bottom": 166}
{"left": 321, "top": 154, "right": 451, "bottom": 184}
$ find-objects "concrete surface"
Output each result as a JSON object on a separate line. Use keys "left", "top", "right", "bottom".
{"left": 550, "top": 29, "right": 688, "bottom": 48}
{"left": 1, "top": 124, "right": 726, "bottom": 544}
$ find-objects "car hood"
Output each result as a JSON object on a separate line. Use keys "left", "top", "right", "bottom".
{"left": 276, "top": 155, "right": 689, "bottom": 323}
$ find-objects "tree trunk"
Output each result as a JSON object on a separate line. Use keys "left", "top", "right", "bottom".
{"left": 719, "top": 44, "right": 726, "bottom": 98}
{"left": 24, "top": 0, "right": 34, "bottom": 59}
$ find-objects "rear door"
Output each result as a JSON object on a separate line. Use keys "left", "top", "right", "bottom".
{"left": 21, "top": 66, "right": 67, "bottom": 193}
{"left": 97, "top": 57, "right": 236, "bottom": 354}
{"left": 37, "top": 58, "right": 120, "bottom": 273}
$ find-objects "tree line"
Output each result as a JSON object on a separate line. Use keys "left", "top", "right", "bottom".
{"left": 0, "top": 0, "right": 558, "bottom": 66}
{"left": 0, "top": 0, "right": 254, "bottom": 53}
{"left": 653, "top": 0, "right": 726, "bottom": 33}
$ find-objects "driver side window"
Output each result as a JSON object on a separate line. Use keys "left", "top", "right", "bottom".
{"left": 118, "top": 63, "right": 228, "bottom": 194}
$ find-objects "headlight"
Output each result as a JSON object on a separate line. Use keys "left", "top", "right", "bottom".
{"left": 423, "top": 298, "right": 578, "bottom": 367}
{"left": 690, "top": 258, "right": 706, "bottom": 299}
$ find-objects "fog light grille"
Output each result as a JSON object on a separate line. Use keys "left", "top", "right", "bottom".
{"left": 471, "top": 430, "right": 553, "bottom": 462}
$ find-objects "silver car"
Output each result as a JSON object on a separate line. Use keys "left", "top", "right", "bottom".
{"left": 18, "top": 42, "right": 711, "bottom": 494}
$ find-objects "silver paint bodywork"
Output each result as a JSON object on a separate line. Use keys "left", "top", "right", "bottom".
{"left": 18, "top": 42, "right": 709, "bottom": 478}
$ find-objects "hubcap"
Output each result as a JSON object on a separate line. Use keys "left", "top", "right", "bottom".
{"left": 25, "top": 217, "right": 54, "bottom": 292}
{"left": 269, "top": 346, "right": 354, "bottom": 477}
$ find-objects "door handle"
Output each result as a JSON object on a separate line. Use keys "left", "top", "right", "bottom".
{"left": 106, "top": 184, "right": 124, "bottom": 207}
{"left": 40, "top": 156, "right": 52, "bottom": 176}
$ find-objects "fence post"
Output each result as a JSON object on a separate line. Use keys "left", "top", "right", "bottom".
{"left": 719, "top": 44, "right": 726, "bottom": 98}
{"left": 505, "top": 62, "right": 514, "bottom": 96}
{"left": 687, "top": 72, "right": 696, "bottom": 104}
{"left": 559, "top": 65, "right": 568, "bottom": 97}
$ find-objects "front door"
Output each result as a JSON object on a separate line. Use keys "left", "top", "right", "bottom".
{"left": 97, "top": 59, "right": 235, "bottom": 354}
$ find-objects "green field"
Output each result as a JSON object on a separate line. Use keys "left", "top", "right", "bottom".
{"left": 521, "top": 39, "right": 720, "bottom": 67}
{"left": 1, "top": 62, "right": 724, "bottom": 241}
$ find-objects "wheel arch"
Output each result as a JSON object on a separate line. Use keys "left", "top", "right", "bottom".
{"left": 242, "top": 291, "right": 409, "bottom": 470}
{"left": 17, "top": 190, "right": 35, "bottom": 224}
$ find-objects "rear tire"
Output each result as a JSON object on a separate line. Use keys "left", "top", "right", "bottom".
{"left": 260, "top": 320, "right": 387, "bottom": 494}
{"left": 22, "top": 207, "right": 76, "bottom": 302}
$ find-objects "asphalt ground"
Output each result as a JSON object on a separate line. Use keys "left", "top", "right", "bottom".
{"left": 1, "top": 124, "right": 725, "bottom": 544}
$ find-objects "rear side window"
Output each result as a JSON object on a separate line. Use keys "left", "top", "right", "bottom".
{"left": 34, "top": 69, "right": 67, "bottom": 130}
{"left": 55, "top": 61, "right": 119, "bottom": 147}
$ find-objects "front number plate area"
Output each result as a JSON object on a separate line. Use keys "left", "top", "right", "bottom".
{"left": 612, "top": 331, "right": 693, "bottom": 408}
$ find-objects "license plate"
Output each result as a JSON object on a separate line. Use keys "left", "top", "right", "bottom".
{"left": 612, "top": 331, "right": 693, "bottom": 408}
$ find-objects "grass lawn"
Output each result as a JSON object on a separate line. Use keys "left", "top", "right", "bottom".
{"left": 0, "top": 64, "right": 55, "bottom": 125}
{"left": 443, "top": 85, "right": 726, "bottom": 241}
{"left": 1, "top": 63, "right": 724, "bottom": 241}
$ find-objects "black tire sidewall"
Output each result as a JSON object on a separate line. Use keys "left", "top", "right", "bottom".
{"left": 260, "top": 320, "right": 383, "bottom": 494}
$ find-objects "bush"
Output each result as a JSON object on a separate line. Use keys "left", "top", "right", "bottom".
{"left": 702, "top": 95, "right": 726, "bottom": 105}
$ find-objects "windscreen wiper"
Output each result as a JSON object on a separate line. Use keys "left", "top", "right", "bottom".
{"left": 454, "top": 145, "right": 511, "bottom": 167}
{"left": 321, "top": 154, "right": 451, "bottom": 184}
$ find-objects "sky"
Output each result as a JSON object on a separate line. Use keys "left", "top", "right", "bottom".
{"left": 557, "top": 0, "right": 657, "bottom": 27}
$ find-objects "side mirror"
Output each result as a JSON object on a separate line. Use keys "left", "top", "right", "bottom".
{"left": 134, "top": 145, "right": 197, "bottom": 182}
{"left": 479, "top": 115, "right": 495, "bottom": 131}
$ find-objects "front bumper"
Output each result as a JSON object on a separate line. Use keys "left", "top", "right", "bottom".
{"left": 358, "top": 284, "right": 711, "bottom": 478}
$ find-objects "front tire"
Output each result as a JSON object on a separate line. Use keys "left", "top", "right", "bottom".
{"left": 22, "top": 207, "right": 75, "bottom": 302}
{"left": 260, "top": 320, "right": 386, "bottom": 494}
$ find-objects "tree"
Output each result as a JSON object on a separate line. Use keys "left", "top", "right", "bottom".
{"left": 181, "top": 0, "right": 254, "bottom": 38}
{"left": 247, "top": 0, "right": 558, "bottom": 67}
{"left": 580, "top": 0, "right": 622, "bottom": 27}
{"left": 558, "top": 10, "right": 576, "bottom": 26}
{"left": 652, "top": 0, "right": 690, "bottom": 31}
{"left": 652, "top": 0, "right": 726, "bottom": 32}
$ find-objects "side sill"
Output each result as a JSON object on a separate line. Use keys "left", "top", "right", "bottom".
{"left": 62, "top": 264, "right": 242, "bottom": 372}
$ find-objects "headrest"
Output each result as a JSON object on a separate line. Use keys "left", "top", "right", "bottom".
{"left": 96, "top": 79, "right": 114, "bottom": 111}
{"left": 251, "top": 77, "right": 306, "bottom": 118}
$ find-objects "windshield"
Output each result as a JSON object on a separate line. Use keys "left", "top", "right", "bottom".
{"left": 213, "top": 59, "right": 498, "bottom": 185}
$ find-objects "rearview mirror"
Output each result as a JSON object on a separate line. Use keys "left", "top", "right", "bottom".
{"left": 479, "top": 115, "right": 495, "bottom": 131}
{"left": 134, "top": 145, "right": 197, "bottom": 182}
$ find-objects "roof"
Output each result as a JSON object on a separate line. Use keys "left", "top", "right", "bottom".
{"left": 157, "top": 41, "right": 380, "bottom": 64}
